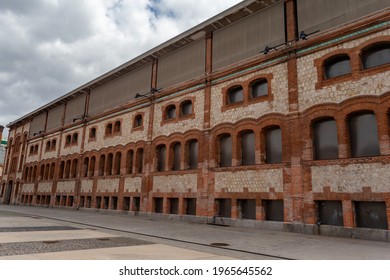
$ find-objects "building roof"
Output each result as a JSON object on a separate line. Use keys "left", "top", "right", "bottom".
{"left": 7, "top": 0, "right": 280, "bottom": 127}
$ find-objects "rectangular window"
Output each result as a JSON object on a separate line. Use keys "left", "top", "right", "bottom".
{"left": 216, "top": 199, "right": 231, "bottom": 218}
{"left": 168, "top": 198, "right": 179, "bottom": 214}
{"left": 154, "top": 198, "right": 164, "bottom": 213}
{"left": 263, "top": 199, "right": 284, "bottom": 221}
{"left": 317, "top": 200, "right": 343, "bottom": 226}
{"left": 184, "top": 198, "right": 196, "bottom": 215}
{"left": 355, "top": 201, "right": 388, "bottom": 229}
{"left": 238, "top": 199, "right": 256, "bottom": 220}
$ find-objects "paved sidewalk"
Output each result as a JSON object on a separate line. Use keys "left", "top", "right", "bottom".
{"left": 1, "top": 205, "right": 390, "bottom": 260}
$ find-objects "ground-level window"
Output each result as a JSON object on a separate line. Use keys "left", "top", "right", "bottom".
{"left": 317, "top": 200, "right": 343, "bottom": 226}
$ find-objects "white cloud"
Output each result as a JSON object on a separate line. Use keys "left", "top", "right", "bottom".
{"left": 0, "top": 0, "right": 242, "bottom": 139}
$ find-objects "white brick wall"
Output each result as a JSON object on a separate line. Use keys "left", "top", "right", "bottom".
{"left": 312, "top": 163, "right": 390, "bottom": 193}
{"left": 97, "top": 178, "right": 119, "bottom": 193}
{"left": 214, "top": 169, "right": 283, "bottom": 193}
{"left": 153, "top": 174, "right": 198, "bottom": 192}
{"left": 56, "top": 181, "right": 76, "bottom": 193}
{"left": 124, "top": 177, "right": 142, "bottom": 193}
{"left": 37, "top": 182, "right": 52, "bottom": 192}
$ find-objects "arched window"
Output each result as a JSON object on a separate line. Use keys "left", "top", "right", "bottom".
{"left": 89, "top": 156, "right": 96, "bottom": 177}
{"left": 51, "top": 139, "right": 56, "bottom": 150}
{"left": 34, "top": 145, "right": 39, "bottom": 154}
{"left": 49, "top": 163, "right": 55, "bottom": 180}
{"left": 171, "top": 142, "right": 181, "bottom": 171}
{"left": 227, "top": 86, "right": 243, "bottom": 104}
{"left": 83, "top": 157, "right": 89, "bottom": 177}
{"left": 65, "top": 160, "right": 71, "bottom": 178}
{"left": 186, "top": 140, "right": 198, "bottom": 170}
{"left": 105, "top": 123, "right": 113, "bottom": 135}
{"left": 59, "top": 161, "right": 65, "bottom": 179}
{"left": 40, "top": 164, "right": 45, "bottom": 180}
{"left": 219, "top": 134, "right": 232, "bottom": 167}
{"left": 156, "top": 144, "right": 166, "bottom": 172}
{"left": 250, "top": 79, "right": 268, "bottom": 99}
{"left": 361, "top": 43, "right": 390, "bottom": 69}
{"left": 180, "top": 100, "right": 192, "bottom": 116}
{"left": 165, "top": 105, "right": 176, "bottom": 120}
{"left": 136, "top": 148, "right": 144, "bottom": 173}
{"left": 114, "top": 152, "right": 121, "bottom": 175}
{"left": 324, "top": 55, "right": 351, "bottom": 79}
{"left": 44, "top": 163, "right": 50, "bottom": 180}
{"left": 71, "top": 159, "right": 78, "bottom": 178}
{"left": 349, "top": 112, "right": 380, "bottom": 157}
{"left": 106, "top": 153, "right": 113, "bottom": 175}
{"left": 72, "top": 133, "right": 78, "bottom": 144}
{"left": 240, "top": 130, "right": 255, "bottom": 165}
{"left": 99, "top": 155, "right": 106, "bottom": 176}
{"left": 126, "top": 150, "right": 134, "bottom": 174}
{"left": 114, "top": 121, "right": 121, "bottom": 133}
{"left": 89, "top": 128, "right": 96, "bottom": 139}
{"left": 46, "top": 141, "right": 51, "bottom": 151}
{"left": 134, "top": 115, "right": 143, "bottom": 128}
{"left": 313, "top": 118, "right": 339, "bottom": 160}
{"left": 65, "top": 135, "right": 71, "bottom": 146}
{"left": 265, "top": 127, "right": 282, "bottom": 163}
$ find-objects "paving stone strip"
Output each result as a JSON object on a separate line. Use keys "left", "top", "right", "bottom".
{"left": 0, "top": 237, "right": 153, "bottom": 256}
{"left": 0, "top": 226, "right": 80, "bottom": 232}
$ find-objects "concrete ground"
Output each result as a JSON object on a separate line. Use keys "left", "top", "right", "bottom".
{"left": 0, "top": 204, "right": 390, "bottom": 260}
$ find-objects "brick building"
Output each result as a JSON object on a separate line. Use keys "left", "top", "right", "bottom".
{"left": 1, "top": 0, "right": 390, "bottom": 239}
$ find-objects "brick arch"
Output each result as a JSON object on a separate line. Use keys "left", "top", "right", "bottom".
{"left": 355, "top": 36, "right": 390, "bottom": 55}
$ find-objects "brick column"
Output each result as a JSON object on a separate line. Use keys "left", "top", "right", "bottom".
{"left": 342, "top": 200, "right": 355, "bottom": 228}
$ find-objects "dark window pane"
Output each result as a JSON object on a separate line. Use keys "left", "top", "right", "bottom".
{"left": 251, "top": 80, "right": 268, "bottom": 98}
{"left": 355, "top": 201, "right": 388, "bottom": 229}
{"left": 157, "top": 145, "right": 166, "bottom": 172}
{"left": 265, "top": 127, "right": 282, "bottom": 163}
{"left": 180, "top": 101, "right": 192, "bottom": 116}
{"left": 188, "top": 140, "right": 198, "bottom": 169}
{"left": 136, "top": 149, "right": 143, "bottom": 173}
{"left": 349, "top": 113, "right": 380, "bottom": 157}
{"left": 363, "top": 45, "right": 390, "bottom": 69}
{"left": 241, "top": 131, "right": 255, "bottom": 165}
{"left": 313, "top": 119, "right": 339, "bottom": 160}
{"left": 238, "top": 199, "right": 256, "bottom": 220}
{"left": 318, "top": 200, "right": 343, "bottom": 226}
{"left": 219, "top": 135, "right": 232, "bottom": 167}
{"left": 227, "top": 86, "right": 243, "bottom": 104}
{"left": 166, "top": 106, "right": 176, "bottom": 120}
{"left": 216, "top": 199, "right": 231, "bottom": 218}
{"left": 263, "top": 199, "right": 284, "bottom": 221}
{"left": 324, "top": 56, "right": 351, "bottom": 79}
{"left": 172, "top": 143, "right": 181, "bottom": 171}
{"left": 134, "top": 115, "right": 142, "bottom": 127}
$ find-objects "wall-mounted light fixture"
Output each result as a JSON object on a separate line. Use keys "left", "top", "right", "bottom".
{"left": 73, "top": 115, "right": 87, "bottom": 122}
{"left": 135, "top": 87, "right": 162, "bottom": 99}
{"left": 33, "top": 130, "right": 45, "bottom": 136}
{"left": 262, "top": 30, "right": 320, "bottom": 55}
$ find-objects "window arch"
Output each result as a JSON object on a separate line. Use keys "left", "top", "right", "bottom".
{"left": 348, "top": 112, "right": 380, "bottom": 157}
{"left": 51, "top": 139, "right": 56, "bottom": 150}
{"left": 99, "top": 155, "right": 106, "bottom": 176}
{"left": 165, "top": 105, "right": 176, "bottom": 120}
{"left": 227, "top": 86, "right": 243, "bottom": 104}
{"left": 361, "top": 43, "right": 390, "bottom": 69}
{"left": 313, "top": 118, "right": 339, "bottom": 160}
{"left": 106, "top": 153, "right": 113, "bottom": 176}
{"left": 250, "top": 79, "right": 268, "bottom": 99}
{"left": 72, "top": 133, "right": 78, "bottom": 144}
{"left": 89, "top": 156, "right": 96, "bottom": 177}
{"left": 65, "top": 135, "right": 71, "bottom": 146}
{"left": 46, "top": 141, "right": 51, "bottom": 151}
{"left": 180, "top": 100, "right": 193, "bottom": 116}
{"left": 323, "top": 54, "right": 351, "bottom": 79}
{"left": 114, "top": 152, "right": 121, "bottom": 175}
{"left": 264, "top": 126, "right": 282, "bottom": 163}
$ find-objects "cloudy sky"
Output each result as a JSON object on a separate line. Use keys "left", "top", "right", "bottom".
{"left": 0, "top": 0, "right": 242, "bottom": 138}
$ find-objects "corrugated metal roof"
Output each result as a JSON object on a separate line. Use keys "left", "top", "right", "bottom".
{"left": 7, "top": 0, "right": 280, "bottom": 127}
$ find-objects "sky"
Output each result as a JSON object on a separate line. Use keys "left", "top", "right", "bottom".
{"left": 0, "top": 0, "right": 242, "bottom": 139}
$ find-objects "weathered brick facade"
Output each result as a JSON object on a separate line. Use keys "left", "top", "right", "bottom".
{"left": 1, "top": 0, "right": 390, "bottom": 240}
